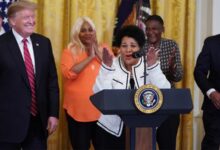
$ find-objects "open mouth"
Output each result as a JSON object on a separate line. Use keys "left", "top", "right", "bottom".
{"left": 125, "top": 54, "right": 133, "bottom": 59}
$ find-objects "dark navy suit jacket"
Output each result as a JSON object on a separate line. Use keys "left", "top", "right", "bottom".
{"left": 194, "top": 34, "right": 220, "bottom": 112}
{"left": 0, "top": 31, "right": 59, "bottom": 143}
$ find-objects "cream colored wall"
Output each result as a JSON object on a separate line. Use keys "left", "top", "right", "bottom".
{"left": 194, "top": 0, "right": 212, "bottom": 149}
{"left": 194, "top": 0, "right": 212, "bottom": 117}
{"left": 212, "top": 0, "right": 220, "bottom": 35}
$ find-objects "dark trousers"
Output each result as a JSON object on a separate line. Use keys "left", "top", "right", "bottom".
{"left": 0, "top": 115, "right": 47, "bottom": 150}
{"left": 156, "top": 115, "right": 180, "bottom": 150}
{"left": 201, "top": 111, "right": 220, "bottom": 150}
{"left": 66, "top": 113, "right": 125, "bottom": 150}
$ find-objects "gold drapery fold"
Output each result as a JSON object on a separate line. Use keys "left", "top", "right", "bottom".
{"left": 28, "top": 0, "right": 195, "bottom": 149}
{"left": 30, "top": 0, "right": 119, "bottom": 149}
{"left": 151, "top": 0, "right": 195, "bottom": 150}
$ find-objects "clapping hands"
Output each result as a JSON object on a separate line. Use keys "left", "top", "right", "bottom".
{"left": 168, "top": 48, "right": 177, "bottom": 72}
{"left": 146, "top": 46, "right": 160, "bottom": 67}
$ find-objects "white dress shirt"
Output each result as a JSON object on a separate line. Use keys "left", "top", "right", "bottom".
{"left": 0, "top": 26, "right": 5, "bottom": 35}
{"left": 12, "top": 29, "right": 36, "bottom": 73}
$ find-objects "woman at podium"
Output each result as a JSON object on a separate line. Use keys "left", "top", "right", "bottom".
{"left": 93, "top": 25, "right": 171, "bottom": 149}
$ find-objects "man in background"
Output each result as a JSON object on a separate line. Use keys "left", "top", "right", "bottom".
{"left": 144, "top": 15, "right": 183, "bottom": 150}
{"left": 194, "top": 34, "right": 220, "bottom": 150}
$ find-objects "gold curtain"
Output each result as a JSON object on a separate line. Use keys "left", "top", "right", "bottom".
{"left": 29, "top": 0, "right": 119, "bottom": 149}
{"left": 151, "top": 0, "right": 195, "bottom": 150}
{"left": 28, "top": 0, "right": 195, "bottom": 149}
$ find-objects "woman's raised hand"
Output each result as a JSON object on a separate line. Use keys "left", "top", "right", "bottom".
{"left": 102, "top": 48, "right": 113, "bottom": 67}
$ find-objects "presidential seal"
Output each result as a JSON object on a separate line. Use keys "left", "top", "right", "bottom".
{"left": 134, "top": 84, "right": 163, "bottom": 114}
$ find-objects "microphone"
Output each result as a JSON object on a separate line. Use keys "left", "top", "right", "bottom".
{"left": 132, "top": 49, "right": 146, "bottom": 58}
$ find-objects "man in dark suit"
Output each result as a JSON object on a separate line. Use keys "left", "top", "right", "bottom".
{"left": 194, "top": 35, "right": 220, "bottom": 150}
{"left": 0, "top": 1, "right": 59, "bottom": 149}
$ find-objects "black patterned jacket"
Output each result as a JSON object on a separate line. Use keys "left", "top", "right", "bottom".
{"left": 143, "top": 38, "right": 183, "bottom": 88}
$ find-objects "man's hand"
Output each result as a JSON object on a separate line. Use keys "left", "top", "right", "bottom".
{"left": 168, "top": 48, "right": 177, "bottom": 73}
{"left": 47, "top": 117, "right": 58, "bottom": 135}
{"left": 210, "top": 91, "right": 220, "bottom": 109}
{"left": 146, "top": 47, "right": 160, "bottom": 67}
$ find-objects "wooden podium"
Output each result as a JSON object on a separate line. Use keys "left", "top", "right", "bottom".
{"left": 90, "top": 89, "right": 193, "bottom": 150}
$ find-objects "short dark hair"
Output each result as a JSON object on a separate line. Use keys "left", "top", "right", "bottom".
{"left": 115, "top": 25, "right": 145, "bottom": 48}
{"left": 145, "top": 15, "right": 164, "bottom": 26}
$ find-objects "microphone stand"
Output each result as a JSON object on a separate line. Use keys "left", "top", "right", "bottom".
{"left": 143, "top": 50, "right": 147, "bottom": 85}
{"left": 131, "top": 46, "right": 147, "bottom": 84}
{"left": 143, "top": 47, "right": 156, "bottom": 150}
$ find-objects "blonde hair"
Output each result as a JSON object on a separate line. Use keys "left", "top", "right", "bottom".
{"left": 68, "top": 16, "right": 96, "bottom": 54}
{"left": 7, "top": 0, "right": 37, "bottom": 18}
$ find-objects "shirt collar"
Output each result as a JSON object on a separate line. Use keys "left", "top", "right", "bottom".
{"left": 12, "top": 29, "right": 31, "bottom": 44}
{"left": 0, "top": 27, "right": 5, "bottom": 34}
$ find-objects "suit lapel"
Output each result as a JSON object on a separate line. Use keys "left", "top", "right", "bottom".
{"left": 30, "top": 34, "right": 41, "bottom": 89}
{"left": 8, "top": 31, "right": 30, "bottom": 88}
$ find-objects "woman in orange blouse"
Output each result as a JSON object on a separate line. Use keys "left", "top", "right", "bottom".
{"left": 60, "top": 17, "right": 120, "bottom": 150}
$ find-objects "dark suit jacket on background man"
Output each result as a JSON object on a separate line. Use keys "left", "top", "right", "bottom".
{"left": 194, "top": 34, "right": 220, "bottom": 150}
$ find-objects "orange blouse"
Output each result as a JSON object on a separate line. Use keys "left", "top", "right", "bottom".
{"left": 61, "top": 47, "right": 103, "bottom": 122}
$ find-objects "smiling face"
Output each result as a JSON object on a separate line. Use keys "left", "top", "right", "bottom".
{"left": 145, "top": 20, "right": 164, "bottom": 45}
{"left": 120, "top": 36, "right": 140, "bottom": 71}
{"left": 10, "top": 9, "right": 35, "bottom": 38}
{"left": 79, "top": 21, "right": 95, "bottom": 46}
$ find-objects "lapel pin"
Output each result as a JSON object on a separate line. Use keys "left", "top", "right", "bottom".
{"left": 36, "top": 43, "right": 39, "bottom": 46}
